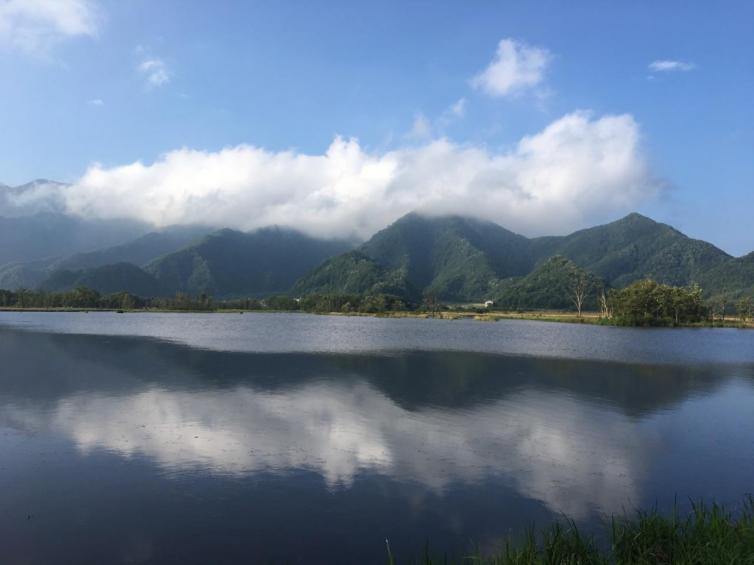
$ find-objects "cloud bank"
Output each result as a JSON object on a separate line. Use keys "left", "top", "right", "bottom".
{"left": 0, "top": 0, "right": 100, "bottom": 53}
{"left": 63, "top": 111, "right": 659, "bottom": 239}
{"left": 0, "top": 179, "right": 69, "bottom": 217}
{"left": 471, "top": 38, "right": 551, "bottom": 97}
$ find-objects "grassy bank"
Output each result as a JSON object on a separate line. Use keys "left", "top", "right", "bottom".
{"left": 389, "top": 499, "right": 754, "bottom": 564}
{"left": 1, "top": 306, "right": 753, "bottom": 328}
{"left": 367, "top": 309, "right": 754, "bottom": 328}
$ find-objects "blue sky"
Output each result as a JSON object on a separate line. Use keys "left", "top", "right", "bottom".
{"left": 1, "top": 0, "right": 753, "bottom": 253}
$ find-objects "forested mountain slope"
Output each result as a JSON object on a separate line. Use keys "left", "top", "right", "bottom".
{"left": 529, "top": 213, "right": 731, "bottom": 288}
{"left": 0, "top": 213, "right": 148, "bottom": 266}
{"left": 294, "top": 212, "right": 752, "bottom": 303}
{"left": 51, "top": 225, "right": 213, "bottom": 272}
{"left": 297, "top": 213, "right": 532, "bottom": 301}
{"left": 2, "top": 209, "right": 752, "bottom": 304}
{"left": 145, "top": 227, "right": 353, "bottom": 297}
{"left": 41, "top": 263, "right": 164, "bottom": 297}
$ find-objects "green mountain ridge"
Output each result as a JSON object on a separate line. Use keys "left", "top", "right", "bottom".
{"left": 296, "top": 213, "right": 533, "bottom": 301}
{"left": 495, "top": 256, "right": 602, "bottom": 310}
{"left": 3, "top": 211, "right": 753, "bottom": 304}
{"left": 0, "top": 260, "right": 52, "bottom": 290}
{"left": 0, "top": 225, "right": 215, "bottom": 291}
{"left": 291, "top": 251, "right": 416, "bottom": 297}
{"left": 296, "top": 212, "right": 753, "bottom": 303}
{"left": 34, "top": 227, "right": 353, "bottom": 298}
{"left": 41, "top": 263, "right": 164, "bottom": 297}
{"left": 0, "top": 212, "right": 148, "bottom": 266}
{"left": 697, "top": 252, "right": 754, "bottom": 302}
{"left": 144, "top": 227, "right": 353, "bottom": 297}
{"left": 50, "top": 225, "right": 214, "bottom": 272}
{"left": 529, "top": 212, "right": 731, "bottom": 287}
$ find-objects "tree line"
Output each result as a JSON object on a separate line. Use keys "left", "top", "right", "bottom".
{"left": 0, "top": 288, "right": 411, "bottom": 314}
{"left": 1, "top": 282, "right": 751, "bottom": 325}
{"left": 0, "top": 288, "right": 217, "bottom": 311}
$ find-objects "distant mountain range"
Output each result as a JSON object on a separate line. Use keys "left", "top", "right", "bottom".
{"left": 0, "top": 223, "right": 213, "bottom": 290}
{"left": 143, "top": 227, "right": 352, "bottom": 297}
{"left": 0, "top": 212, "right": 150, "bottom": 267}
{"left": 296, "top": 212, "right": 753, "bottom": 302}
{"left": 1, "top": 186, "right": 752, "bottom": 304}
{"left": 41, "top": 263, "right": 166, "bottom": 297}
{"left": 23, "top": 226, "right": 353, "bottom": 299}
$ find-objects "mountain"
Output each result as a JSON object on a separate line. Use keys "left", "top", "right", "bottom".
{"left": 297, "top": 213, "right": 531, "bottom": 301}
{"left": 41, "top": 263, "right": 163, "bottom": 297}
{"left": 145, "top": 227, "right": 353, "bottom": 297}
{"left": 2, "top": 223, "right": 351, "bottom": 297}
{"left": 50, "top": 225, "right": 214, "bottom": 272}
{"left": 529, "top": 213, "right": 731, "bottom": 288}
{"left": 0, "top": 179, "right": 69, "bottom": 217}
{"left": 292, "top": 251, "right": 416, "bottom": 297}
{"left": 363, "top": 213, "right": 533, "bottom": 298}
{"left": 5, "top": 208, "right": 752, "bottom": 304}
{"left": 697, "top": 252, "right": 754, "bottom": 301}
{"left": 294, "top": 212, "right": 753, "bottom": 303}
{"left": 0, "top": 260, "right": 52, "bottom": 290}
{"left": 0, "top": 212, "right": 149, "bottom": 266}
{"left": 495, "top": 256, "right": 602, "bottom": 310}
{"left": 0, "top": 225, "right": 213, "bottom": 291}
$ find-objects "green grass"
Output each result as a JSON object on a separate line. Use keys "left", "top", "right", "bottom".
{"left": 387, "top": 498, "right": 754, "bottom": 564}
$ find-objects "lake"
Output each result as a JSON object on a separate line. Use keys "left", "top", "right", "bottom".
{"left": 1, "top": 312, "right": 753, "bottom": 564}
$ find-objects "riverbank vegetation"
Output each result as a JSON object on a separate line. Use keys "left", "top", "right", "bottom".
{"left": 1, "top": 281, "right": 753, "bottom": 328}
{"left": 390, "top": 498, "right": 754, "bottom": 564}
{"left": 607, "top": 280, "right": 706, "bottom": 326}
{"left": 0, "top": 287, "right": 411, "bottom": 313}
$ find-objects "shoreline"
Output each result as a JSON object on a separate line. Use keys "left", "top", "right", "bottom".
{"left": 1, "top": 307, "right": 751, "bottom": 328}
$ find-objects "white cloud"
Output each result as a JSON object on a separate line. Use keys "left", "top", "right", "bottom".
{"left": 648, "top": 60, "right": 695, "bottom": 72}
{"left": 447, "top": 97, "right": 466, "bottom": 118}
{"left": 62, "top": 111, "right": 659, "bottom": 239}
{"left": 138, "top": 57, "right": 170, "bottom": 87}
{"left": 436, "top": 97, "right": 467, "bottom": 130}
{"left": 87, "top": 98, "right": 104, "bottom": 106}
{"left": 406, "top": 113, "right": 433, "bottom": 140}
{"left": 411, "top": 99, "right": 467, "bottom": 139}
{"left": 0, "top": 0, "right": 99, "bottom": 54}
{"left": 471, "top": 38, "right": 551, "bottom": 97}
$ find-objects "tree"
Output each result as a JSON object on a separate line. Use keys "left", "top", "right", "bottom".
{"left": 123, "top": 293, "right": 136, "bottom": 310}
{"left": 16, "top": 288, "right": 30, "bottom": 308}
{"left": 737, "top": 297, "right": 753, "bottom": 323}
{"left": 570, "top": 272, "right": 590, "bottom": 318}
{"left": 598, "top": 287, "right": 611, "bottom": 319}
{"left": 710, "top": 298, "right": 728, "bottom": 323}
{"left": 0, "top": 290, "right": 12, "bottom": 307}
{"left": 70, "top": 287, "right": 100, "bottom": 308}
{"left": 422, "top": 291, "right": 439, "bottom": 317}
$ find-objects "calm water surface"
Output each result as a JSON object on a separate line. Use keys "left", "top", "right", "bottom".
{"left": 1, "top": 312, "right": 753, "bottom": 564}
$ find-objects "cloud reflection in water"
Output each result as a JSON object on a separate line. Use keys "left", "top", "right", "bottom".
{"left": 6, "top": 380, "right": 651, "bottom": 519}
